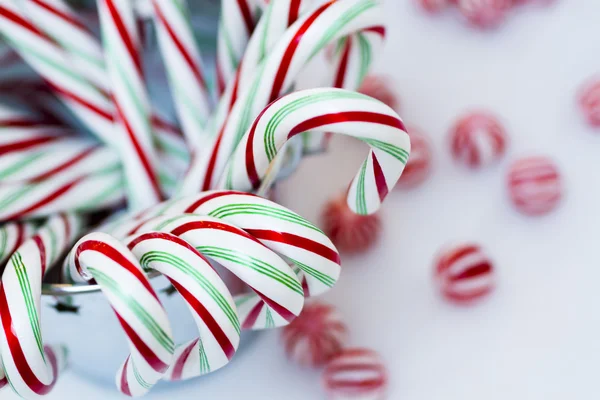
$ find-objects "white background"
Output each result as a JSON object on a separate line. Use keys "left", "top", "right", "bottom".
{"left": 7, "top": 0, "right": 600, "bottom": 398}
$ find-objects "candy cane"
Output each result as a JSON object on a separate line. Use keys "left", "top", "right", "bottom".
{"left": 63, "top": 232, "right": 174, "bottom": 397}
{"left": 220, "top": 88, "right": 410, "bottom": 215}
{"left": 121, "top": 213, "right": 304, "bottom": 330}
{"left": 0, "top": 0, "right": 115, "bottom": 144}
{"left": 216, "top": 0, "right": 262, "bottom": 96}
{"left": 181, "top": 0, "right": 386, "bottom": 194}
{"left": 0, "top": 221, "right": 37, "bottom": 267}
{"left": 0, "top": 213, "right": 81, "bottom": 399}
{"left": 97, "top": 0, "right": 162, "bottom": 210}
{"left": 151, "top": 0, "right": 211, "bottom": 147}
{"left": 123, "top": 230, "right": 240, "bottom": 381}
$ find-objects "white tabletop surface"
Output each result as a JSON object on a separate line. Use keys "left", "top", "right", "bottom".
{"left": 6, "top": 0, "right": 600, "bottom": 398}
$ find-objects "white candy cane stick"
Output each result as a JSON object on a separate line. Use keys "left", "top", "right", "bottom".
{"left": 303, "top": 25, "right": 386, "bottom": 153}
{"left": 216, "top": 0, "right": 262, "bottom": 96}
{"left": 0, "top": 221, "right": 37, "bottom": 267}
{"left": 0, "top": 1, "right": 115, "bottom": 144}
{"left": 126, "top": 214, "right": 304, "bottom": 330}
{"left": 151, "top": 0, "right": 211, "bottom": 147}
{"left": 220, "top": 88, "right": 410, "bottom": 215}
{"left": 97, "top": 0, "right": 162, "bottom": 210}
{"left": 124, "top": 231, "right": 240, "bottom": 381}
{"left": 0, "top": 213, "right": 81, "bottom": 399}
{"left": 65, "top": 232, "right": 174, "bottom": 397}
{"left": 133, "top": 191, "right": 341, "bottom": 297}
{"left": 0, "top": 168, "right": 125, "bottom": 222}
{"left": 181, "top": 0, "right": 385, "bottom": 193}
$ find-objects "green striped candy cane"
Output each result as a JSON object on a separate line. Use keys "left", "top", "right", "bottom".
{"left": 219, "top": 88, "right": 411, "bottom": 215}
{"left": 0, "top": 213, "right": 81, "bottom": 399}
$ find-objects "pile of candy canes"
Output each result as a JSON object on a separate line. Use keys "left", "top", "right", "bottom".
{"left": 0, "top": 0, "right": 413, "bottom": 398}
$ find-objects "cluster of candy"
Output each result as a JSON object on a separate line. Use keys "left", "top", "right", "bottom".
{"left": 282, "top": 301, "right": 388, "bottom": 399}
{"left": 416, "top": 0, "right": 556, "bottom": 29}
{"left": 0, "top": 0, "right": 413, "bottom": 398}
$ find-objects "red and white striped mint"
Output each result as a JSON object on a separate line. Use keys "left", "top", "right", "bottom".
{"left": 578, "top": 79, "right": 600, "bottom": 128}
{"left": 450, "top": 111, "right": 508, "bottom": 168}
{"left": 416, "top": 0, "right": 451, "bottom": 13}
{"left": 507, "top": 156, "right": 562, "bottom": 215}
{"left": 282, "top": 302, "right": 348, "bottom": 367}
{"left": 399, "top": 127, "right": 432, "bottom": 188}
{"left": 322, "top": 194, "right": 381, "bottom": 253}
{"left": 358, "top": 75, "right": 399, "bottom": 112}
{"left": 323, "top": 348, "right": 388, "bottom": 400}
{"left": 434, "top": 243, "right": 495, "bottom": 303}
{"left": 457, "top": 0, "right": 511, "bottom": 28}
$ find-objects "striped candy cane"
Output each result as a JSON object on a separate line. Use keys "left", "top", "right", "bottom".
{"left": 151, "top": 0, "right": 211, "bottom": 147}
{"left": 0, "top": 213, "right": 81, "bottom": 399}
{"left": 181, "top": 0, "right": 386, "bottom": 194}
{"left": 220, "top": 88, "right": 410, "bottom": 215}
{"left": 123, "top": 214, "right": 304, "bottom": 330}
{"left": 0, "top": 221, "right": 37, "bottom": 267}
{"left": 63, "top": 232, "right": 174, "bottom": 397}
{"left": 124, "top": 231, "right": 240, "bottom": 381}
{"left": 97, "top": 0, "right": 162, "bottom": 210}
{"left": 0, "top": 0, "right": 115, "bottom": 144}
{"left": 118, "top": 190, "right": 341, "bottom": 298}
{"left": 216, "top": 0, "right": 262, "bottom": 96}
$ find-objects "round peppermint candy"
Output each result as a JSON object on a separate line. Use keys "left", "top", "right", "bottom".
{"left": 323, "top": 348, "right": 388, "bottom": 400}
{"left": 578, "top": 79, "right": 600, "bottom": 128}
{"left": 449, "top": 111, "right": 508, "bottom": 168}
{"left": 358, "top": 75, "right": 399, "bottom": 112}
{"left": 416, "top": 0, "right": 452, "bottom": 14}
{"left": 399, "top": 127, "right": 432, "bottom": 188}
{"left": 458, "top": 0, "right": 511, "bottom": 28}
{"left": 507, "top": 156, "right": 562, "bottom": 215}
{"left": 282, "top": 302, "right": 348, "bottom": 367}
{"left": 434, "top": 243, "right": 495, "bottom": 303}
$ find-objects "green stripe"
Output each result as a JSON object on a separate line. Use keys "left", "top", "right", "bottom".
{"left": 265, "top": 308, "right": 274, "bottom": 329}
{"left": 234, "top": 64, "right": 265, "bottom": 145}
{"left": 356, "top": 33, "right": 372, "bottom": 88}
{"left": 0, "top": 224, "right": 7, "bottom": 261}
{"left": 356, "top": 159, "right": 368, "bottom": 214}
{"left": 196, "top": 246, "right": 304, "bottom": 296}
{"left": 289, "top": 258, "right": 336, "bottom": 288}
{"left": 362, "top": 138, "right": 409, "bottom": 163}
{"left": 208, "top": 204, "right": 323, "bottom": 233}
{"left": 234, "top": 293, "right": 254, "bottom": 308}
{"left": 0, "top": 184, "right": 35, "bottom": 211}
{"left": 258, "top": 4, "right": 273, "bottom": 61}
{"left": 198, "top": 339, "right": 210, "bottom": 375}
{"left": 139, "top": 251, "right": 240, "bottom": 334}
{"left": 132, "top": 359, "right": 152, "bottom": 389}
{"left": 0, "top": 152, "right": 45, "bottom": 180}
{"left": 89, "top": 268, "right": 174, "bottom": 353}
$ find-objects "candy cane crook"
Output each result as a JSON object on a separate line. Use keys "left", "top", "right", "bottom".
{"left": 0, "top": 213, "right": 81, "bottom": 399}
{"left": 220, "top": 88, "right": 411, "bottom": 215}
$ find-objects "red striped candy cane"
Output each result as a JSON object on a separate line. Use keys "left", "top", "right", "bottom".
{"left": 220, "top": 88, "right": 410, "bottom": 215}
{"left": 151, "top": 0, "right": 212, "bottom": 147}
{"left": 0, "top": 221, "right": 37, "bottom": 268}
{"left": 0, "top": 213, "right": 81, "bottom": 399}
{"left": 123, "top": 231, "right": 240, "bottom": 381}
{"left": 97, "top": 0, "right": 162, "bottom": 210}
{"left": 63, "top": 232, "right": 175, "bottom": 397}
{"left": 119, "top": 190, "right": 341, "bottom": 298}
{"left": 181, "top": 0, "right": 386, "bottom": 194}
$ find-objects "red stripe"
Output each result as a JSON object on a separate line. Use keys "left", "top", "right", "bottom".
{"left": 229, "top": 60, "right": 243, "bottom": 108}
{"left": 153, "top": 1, "right": 206, "bottom": 90}
{"left": 333, "top": 37, "right": 351, "bottom": 88}
{"left": 269, "top": 2, "right": 333, "bottom": 102}
{"left": 32, "top": 235, "right": 47, "bottom": 275}
{"left": 0, "top": 5, "right": 54, "bottom": 43}
{"left": 252, "top": 287, "right": 297, "bottom": 322}
{"left": 288, "top": 112, "right": 405, "bottom": 138}
{"left": 170, "top": 339, "right": 198, "bottom": 380}
{"left": 241, "top": 300, "right": 264, "bottom": 329}
{"left": 75, "top": 239, "right": 160, "bottom": 302}
{"left": 245, "top": 106, "right": 271, "bottom": 189}
{"left": 1, "top": 176, "right": 84, "bottom": 221}
{"left": 31, "top": 0, "right": 90, "bottom": 33}
{"left": 449, "top": 261, "right": 492, "bottom": 281}
{"left": 61, "top": 213, "right": 71, "bottom": 242}
{"left": 115, "top": 312, "right": 169, "bottom": 373}
{"left": 245, "top": 229, "right": 341, "bottom": 265}
{"left": 364, "top": 25, "right": 386, "bottom": 36}
{"left": 216, "top": 62, "right": 226, "bottom": 95}
{"left": 0, "top": 119, "right": 45, "bottom": 128}
{"left": 183, "top": 190, "right": 256, "bottom": 213}
{"left": 0, "top": 376, "right": 7, "bottom": 389}
{"left": 29, "top": 146, "right": 99, "bottom": 182}
{"left": 105, "top": 0, "right": 143, "bottom": 76}
{"left": 6, "top": 222, "right": 25, "bottom": 262}
{"left": 442, "top": 245, "right": 479, "bottom": 270}
{"left": 119, "top": 356, "right": 132, "bottom": 396}
{"left": 170, "top": 279, "right": 236, "bottom": 360}
{"left": 114, "top": 99, "right": 163, "bottom": 201}
{"left": 0, "top": 284, "right": 59, "bottom": 395}
{"left": 151, "top": 114, "right": 182, "bottom": 137}
{"left": 288, "top": 0, "right": 302, "bottom": 26}
{"left": 201, "top": 125, "right": 226, "bottom": 191}
{"left": 371, "top": 152, "right": 388, "bottom": 201}
{"left": 0, "top": 135, "right": 58, "bottom": 154}
{"left": 47, "top": 80, "right": 114, "bottom": 122}
{"left": 170, "top": 220, "right": 262, "bottom": 245}
{"left": 236, "top": 0, "right": 254, "bottom": 35}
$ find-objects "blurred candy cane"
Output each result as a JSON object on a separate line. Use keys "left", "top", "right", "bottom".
{"left": 0, "top": 213, "right": 81, "bottom": 399}
{"left": 220, "top": 88, "right": 410, "bottom": 215}
{"left": 181, "top": 0, "right": 386, "bottom": 194}
{"left": 0, "top": 221, "right": 37, "bottom": 267}
{"left": 151, "top": 0, "right": 212, "bottom": 147}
